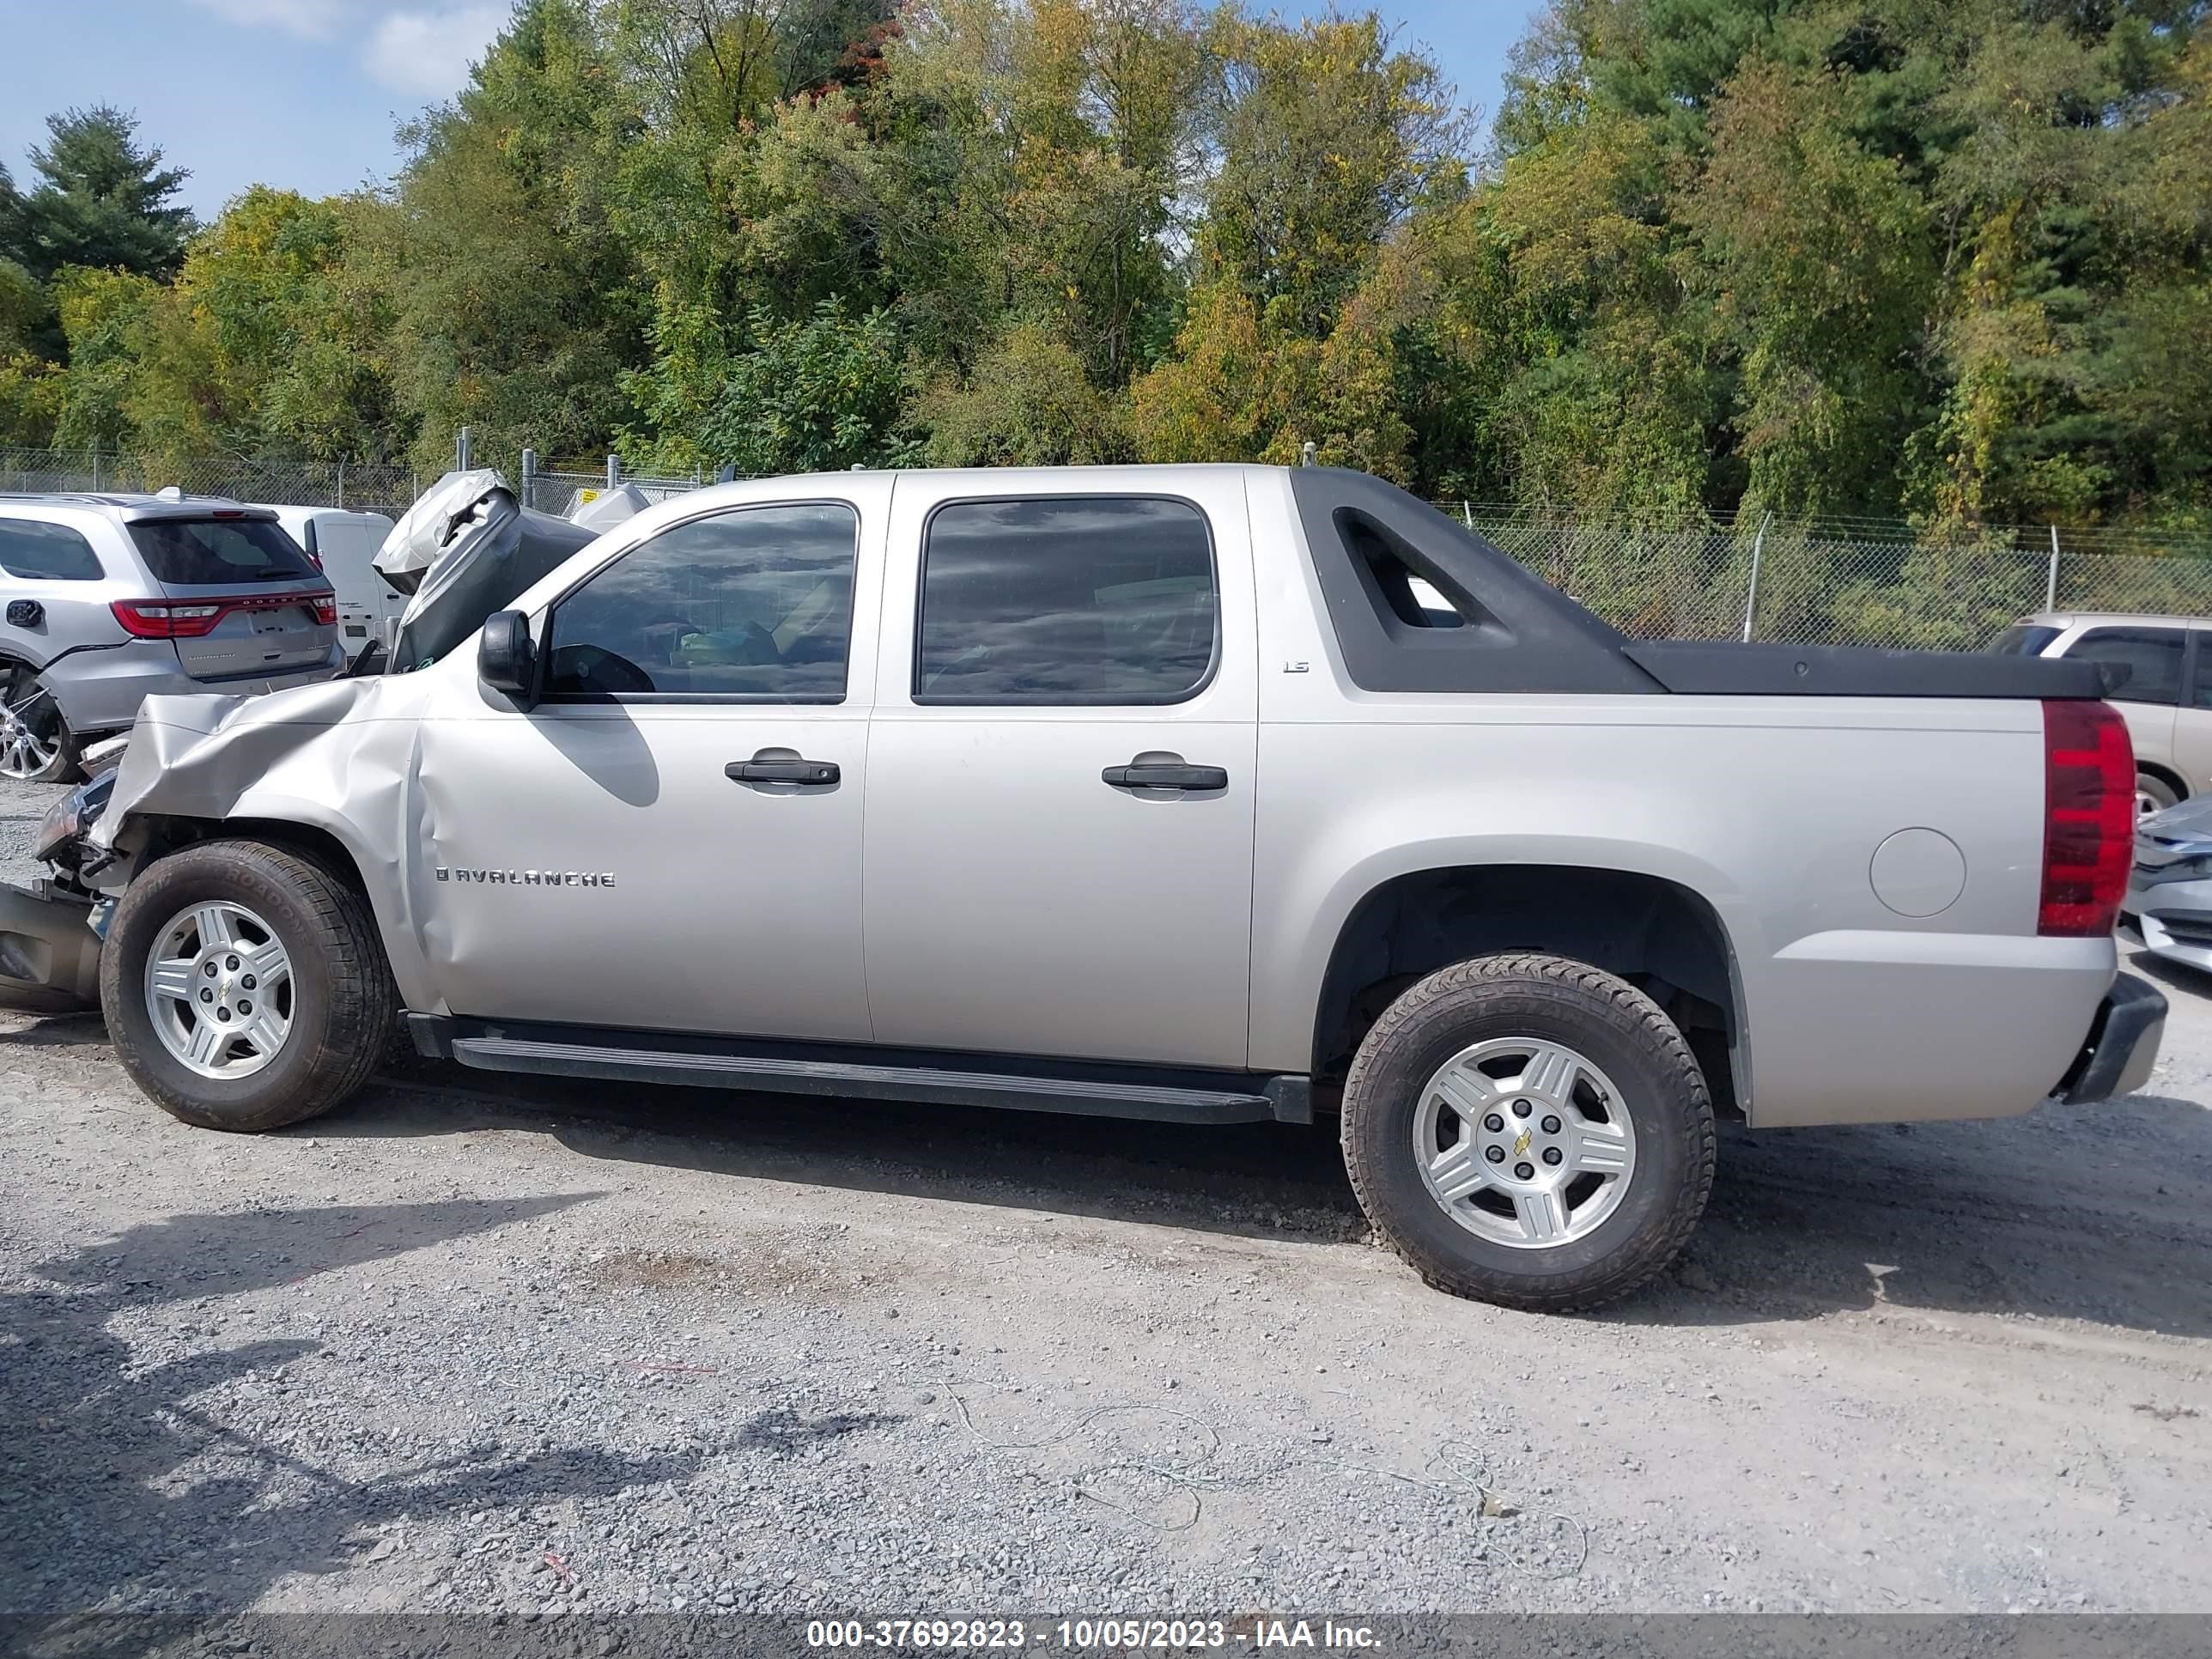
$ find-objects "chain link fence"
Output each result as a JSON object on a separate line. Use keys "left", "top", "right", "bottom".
{"left": 516, "top": 464, "right": 709, "bottom": 518}
{"left": 9, "top": 445, "right": 2212, "bottom": 650}
{"left": 1454, "top": 503, "right": 2212, "bottom": 648}
{"left": 0, "top": 445, "right": 421, "bottom": 519}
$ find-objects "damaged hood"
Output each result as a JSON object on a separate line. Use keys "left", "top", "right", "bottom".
{"left": 374, "top": 470, "right": 598, "bottom": 672}
{"left": 93, "top": 678, "right": 392, "bottom": 856}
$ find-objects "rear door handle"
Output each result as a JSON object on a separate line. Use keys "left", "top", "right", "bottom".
{"left": 726, "top": 757, "right": 840, "bottom": 786}
{"left": 1103, "top": 761, "right": 1228, "bottom": 791}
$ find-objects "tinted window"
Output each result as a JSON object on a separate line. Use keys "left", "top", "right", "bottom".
{"left": 916, "top": 497, "right": 1217, "bottom": 705}
{"left": 2195, "top": 633, "right": 2212, "bottom": 709}
{"left": 545, "top": 503, "right": 857, "bottom": 701}
{"left": 0, "top": 519, "right": 104, "bottom": 581}
{"left": 1994, "top": 623, "right": 2062, "bottom": 656}
{"left": 2069, "top": 626, "right": 2183, "bottom": 704}
{"left": 130, "top": 519, "right": 320, "bottom": 586}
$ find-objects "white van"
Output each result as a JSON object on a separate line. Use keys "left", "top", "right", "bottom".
{"left": 257, "top": 506, "right": 401, "bottom": 664}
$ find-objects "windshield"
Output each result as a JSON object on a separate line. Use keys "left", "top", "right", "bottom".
{"left": 129, "top": 518, "right": 321, "bottom": 587}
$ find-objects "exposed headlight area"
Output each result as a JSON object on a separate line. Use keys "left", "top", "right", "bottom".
{"left": 32, "top": 770, "right": 116, "bottom": 866}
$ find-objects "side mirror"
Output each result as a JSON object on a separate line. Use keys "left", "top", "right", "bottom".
{"left": 477, "top": 611, "right": 538, "bottom": 707}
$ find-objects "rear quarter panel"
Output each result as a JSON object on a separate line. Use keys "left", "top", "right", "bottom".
{"left": 1243, "top": 471, "right": 2112, "bottom": 1127}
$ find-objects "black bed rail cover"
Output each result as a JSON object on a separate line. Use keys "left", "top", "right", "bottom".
{"left": 1289, "top": 469, "right": 2118, "bottom": 701}
{"left": 1288, "top": 468, "right": 1662, "bottom": 694}
{"left": 1626, "top": 640, "right": 2113, "bottom": 699}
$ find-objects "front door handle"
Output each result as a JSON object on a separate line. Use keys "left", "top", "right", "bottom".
{"left": 1103, "top": 760, "right": 1228, "bottom": 792}
{"left": 726, "top": 757, "right": 840, "bottom": 786}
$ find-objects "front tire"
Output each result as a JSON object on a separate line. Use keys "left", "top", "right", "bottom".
{"left": 1341, "top": 954, "right": 1716, "bottom": 1312}
{"left": 100, "top": 839, "right": 396, "bottom": 1133}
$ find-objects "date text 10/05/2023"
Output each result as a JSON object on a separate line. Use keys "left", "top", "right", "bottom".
{"left": 805, "top": 1620, "right": 1382, "bottom": 1650}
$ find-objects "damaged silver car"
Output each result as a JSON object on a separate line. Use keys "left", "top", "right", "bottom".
{"left": 0, "top": 463, "right": 2162, "bottom": 1313}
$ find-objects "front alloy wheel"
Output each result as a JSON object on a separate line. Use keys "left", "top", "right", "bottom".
{"left": 143, "top": 900, "right": 295, "bottom": 1079}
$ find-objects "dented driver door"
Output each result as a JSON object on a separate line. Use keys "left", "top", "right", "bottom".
{"left": 410, "top": 484, "right": 887, "bottom": 1042}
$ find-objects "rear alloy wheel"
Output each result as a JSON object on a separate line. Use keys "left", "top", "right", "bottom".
{"left": 1342, "top": 953, "right": 1716, "bottom": 1312}
{"left": 1411, "top": 1036, "right": 1638, "bottom": 1249}
{"left": 0, "top": 665, "right": 80, "bottom": 783}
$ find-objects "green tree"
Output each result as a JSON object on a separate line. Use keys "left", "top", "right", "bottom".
{"left": 13, "top": 107, "right": 195, "bottom": 283}
{"left": 920, "top": 323, "right": 1132, "bottom": 465}
{"left": 118, "top": 188, "right": 403, "bottom": 467}
{"left": 1684, "top": 55, "right": 1935, "bottom": 518}
{"left": 47, "top": 265, "right": 161, "bottom": 449}
{"left": 372, "top": 0, "right": 647, "bottom": 471}
{"left": 683, "top": 298, "right": 915, "bottom": 475}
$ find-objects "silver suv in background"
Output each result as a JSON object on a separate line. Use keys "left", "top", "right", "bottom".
{"left": 1998, "top": 611, "right": 2212, "bottom": 816}
{"left": 0, "top": 493, "right": 342, "bottom": 781}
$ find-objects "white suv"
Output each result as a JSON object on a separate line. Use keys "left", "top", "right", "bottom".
{"left": 0, "top": 492, "right": 343, "bottom": 781}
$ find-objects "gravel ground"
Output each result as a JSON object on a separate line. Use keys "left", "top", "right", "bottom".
{"left": 3, "top": 773, "right": 2211, "bottom": 1621}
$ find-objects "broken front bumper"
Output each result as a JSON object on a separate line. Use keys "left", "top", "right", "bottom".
{"left": 0, "top": 879, "right": 102, "bottom": 1014}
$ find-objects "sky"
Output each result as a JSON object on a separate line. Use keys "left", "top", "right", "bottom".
{"left": 0, "top": 0, "right": 1544, "bottom": 221}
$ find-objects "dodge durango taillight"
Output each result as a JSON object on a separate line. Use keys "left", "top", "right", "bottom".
{"left": 110, "top": 592, "right": 337, "bottom": 639}
{"left": 111, "top": 599, "right": 225, "bottom": 638}
{"left": 2039, "top": 698, "right": 2133, "bottom": 938}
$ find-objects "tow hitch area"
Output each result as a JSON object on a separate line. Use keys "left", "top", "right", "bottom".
{"left": 0, "top": 878, "right": 102, "bottom": 1014}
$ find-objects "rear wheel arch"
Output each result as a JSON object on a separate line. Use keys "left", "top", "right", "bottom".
{"left": 1310, "top": 863, "right": 1747, "bottom": 1119}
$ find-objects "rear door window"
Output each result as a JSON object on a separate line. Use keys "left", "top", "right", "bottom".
{"left": 129, "top": 519, "right": 320, "bottom": 587}
{"left": 0, "top": 519, "right": 105, "bottom": 581}
{"left": 915, "top": 496, "right": 1218, "bottom": 705}
{"left": 2068, "top": 626, "right": 2184, "bottom": 704}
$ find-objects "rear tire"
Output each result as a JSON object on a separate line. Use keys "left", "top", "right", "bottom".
{"left": 100, "top": 839, "right": 396, "bottom": 1133}
{"left": 1341, "top": 953, "right": 1715, "bottom": 1312}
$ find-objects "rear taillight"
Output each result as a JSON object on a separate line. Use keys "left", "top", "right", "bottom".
{"left": 110, "top": 600, "right": 225, "bottom": 639}
{"left": 111, "top": 592, "right": 332, "bottom": 639}
{"left": 2039, "top": 699, "right": 2133, "bottom": 937}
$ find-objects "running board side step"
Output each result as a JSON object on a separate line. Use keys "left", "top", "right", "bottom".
{"left": 412, "top": 1017, "right": 1312, "bottom": 1126}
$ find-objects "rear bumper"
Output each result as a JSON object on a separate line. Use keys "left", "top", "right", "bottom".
{"left": 0, "top": 879, "right": 101, "bottom": 1014}
{"left": 1749, "top": 930, "right": 2122, "bottom": 1126}
{"left": 46, "top": 640, "right": 343, "bottom": 735}
{"left": 2055, "top": 972, "right": 2166, "bottom": 1105}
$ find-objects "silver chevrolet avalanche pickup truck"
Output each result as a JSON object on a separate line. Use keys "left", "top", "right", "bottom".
{"left": 0, "top": 466, "right": 2166, "bottom": 1310}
